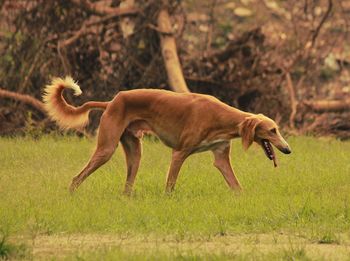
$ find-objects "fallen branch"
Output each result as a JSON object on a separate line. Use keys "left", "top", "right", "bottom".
{"left": 0, "top": 88, "right": 46, "bottom": 114}
{"left": 69, "top": 0, "right": 139, "bottom": 16}
{"left": 157, "top": 8, "right": 189, "bottom": 93}
{"left": 304, "top": 99, "right": 350, "bottom": 112}
{"left": 0, "top": 88, "right": 93, "bottom": 137}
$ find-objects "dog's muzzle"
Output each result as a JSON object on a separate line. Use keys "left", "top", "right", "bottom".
{"left": 280, "top": 146, "right": 291, "bottom": 154}
{"left": 277, "top": 139, "right": 291, "bottom": 154}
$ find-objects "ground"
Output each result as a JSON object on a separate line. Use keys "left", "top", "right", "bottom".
{"left": 12, "top": 233, "right": 350, "bottom": 260}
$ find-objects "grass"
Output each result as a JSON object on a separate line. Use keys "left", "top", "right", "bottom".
{"left": 0, "top": 135, "right": 350, "bottom": 259}
{"left": 0, "top": 232, "right": 27, "bottom": 260}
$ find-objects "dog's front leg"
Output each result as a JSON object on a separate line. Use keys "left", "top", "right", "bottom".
{"left": 212, "top": 143, "right": 242, "bottom": 191}
{"left": 165, "top": 150, "right": 189, "bottom": 193}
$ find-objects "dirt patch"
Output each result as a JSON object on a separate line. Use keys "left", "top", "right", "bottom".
{"left": 11, "top": 233, "right": 350, "bottom": 259}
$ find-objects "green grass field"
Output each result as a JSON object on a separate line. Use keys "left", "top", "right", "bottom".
{"left": 1, "top": 135, "right": 350, "bottom": 260}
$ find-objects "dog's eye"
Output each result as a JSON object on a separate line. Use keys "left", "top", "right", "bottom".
{"left": 270, "top": 128, "right": 277, "bottom": 134}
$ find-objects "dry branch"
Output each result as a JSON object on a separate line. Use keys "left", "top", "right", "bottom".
{"left": 57, "top": 15, "right": 108, "bottom": 74}
{"left": 304, "top": 99, "right": 350, "bottom": 112}
{"left": 204, "top": 0, "right": 217, "bottom": 54}
{"left": 119, "top": 0, "right": 135, "bottom": 38}
{"left": 0, "top": 89, "right": 92, "bottom": 137}
{"left": 157, "top": 8, "right": 189, "bottom": 93}
{"left": 285, "top": 72, "right": 298, "bottom": 129}
{"left": 0, "top": 89, "right": 46, "bottom": 114}
{"left": 70, "top": 0, "right": 139, "bottom": 16}
{"left": 311, "top": 0, "right": 333, "bottom": 48}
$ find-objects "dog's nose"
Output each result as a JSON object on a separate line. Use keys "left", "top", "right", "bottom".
{"left": 282, "top": 147, "right": 291, "bottom": 154}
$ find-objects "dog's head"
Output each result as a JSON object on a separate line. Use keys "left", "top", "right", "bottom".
{"left": 238, "top": 114, "right": 291, "bottom": 167}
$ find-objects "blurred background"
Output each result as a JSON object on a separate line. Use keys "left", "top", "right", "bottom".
{"left": 0, "top": 0, "right": 349, "bottom": 138}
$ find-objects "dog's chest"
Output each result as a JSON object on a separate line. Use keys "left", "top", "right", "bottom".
{"left": 192, "top": 139, "right": 229, "bottom": 153}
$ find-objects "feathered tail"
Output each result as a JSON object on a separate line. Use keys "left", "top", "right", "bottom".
{"left": 42, "top": 76, "right": 108, "bottom": 129}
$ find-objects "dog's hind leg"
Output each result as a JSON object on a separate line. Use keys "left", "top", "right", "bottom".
{"left": 165, "top": 150, "right": 189, "bottom": 193}
{"left": 212, "top": 143, "right": 242, "bottom": 191}
{"left": 121, "top": 130, "right": 142, "bottom": 195}
{"left": 69, "top": 113, "right": 126, "bottom": 193}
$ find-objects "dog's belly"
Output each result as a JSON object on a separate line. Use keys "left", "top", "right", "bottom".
{"left": 126, "top": 121, "right": 231, "bottom": 152}
{"left": 126, "top": 120, "right": 153, "bottom": 137}
{"left": 191, "top": 139, "right": 229, "bottom": 154}
{"left": 125, "top": 120, "right": 177, "bottom": 148}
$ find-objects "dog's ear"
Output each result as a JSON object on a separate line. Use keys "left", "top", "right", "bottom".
{"left": 239, "top": 116, "right": 262, "bottom": 150}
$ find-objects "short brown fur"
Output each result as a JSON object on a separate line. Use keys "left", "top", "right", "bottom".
{"left": 43, "top": 78, "right": 291, "bottom": 194}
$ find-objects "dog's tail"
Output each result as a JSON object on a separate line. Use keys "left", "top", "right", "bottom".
{"left": 43, "top": 76, "right": 108, "bottom": 129}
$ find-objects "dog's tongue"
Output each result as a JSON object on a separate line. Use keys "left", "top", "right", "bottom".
{"left": 271, "top": 152, "right": 277, "bottom": 168}
{"left": 262, "top": 140, "right": 278, "bottom": 168}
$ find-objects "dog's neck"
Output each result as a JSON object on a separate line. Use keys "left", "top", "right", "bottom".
{"left": 232, "top": 109, "right": 252, "bottom": 123}
{"left": 218, "top": 107, "right": 253, "bottom": 138}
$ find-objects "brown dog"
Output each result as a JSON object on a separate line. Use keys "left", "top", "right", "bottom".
{"left": 43, "top": 77, "right": 291, "bottom": 194}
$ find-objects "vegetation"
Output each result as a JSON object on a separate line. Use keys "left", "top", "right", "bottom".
{"left": 0, "top": 232, "right": 27, "bottom": 260}
{"left": 0, "top": 135, "right": 349, "bottom": 259}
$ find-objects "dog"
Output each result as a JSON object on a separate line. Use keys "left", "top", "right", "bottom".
{"left": 43, "top": 76, "right": 291, "bottom": 194}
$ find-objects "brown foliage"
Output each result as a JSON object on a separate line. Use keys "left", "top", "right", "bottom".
{"left": 0, "top": 0, "right": 349, "bottom": 138}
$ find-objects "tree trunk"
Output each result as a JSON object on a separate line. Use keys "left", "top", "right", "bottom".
{"left": 157, "top": 8, "right": 189, "bottom": 93}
